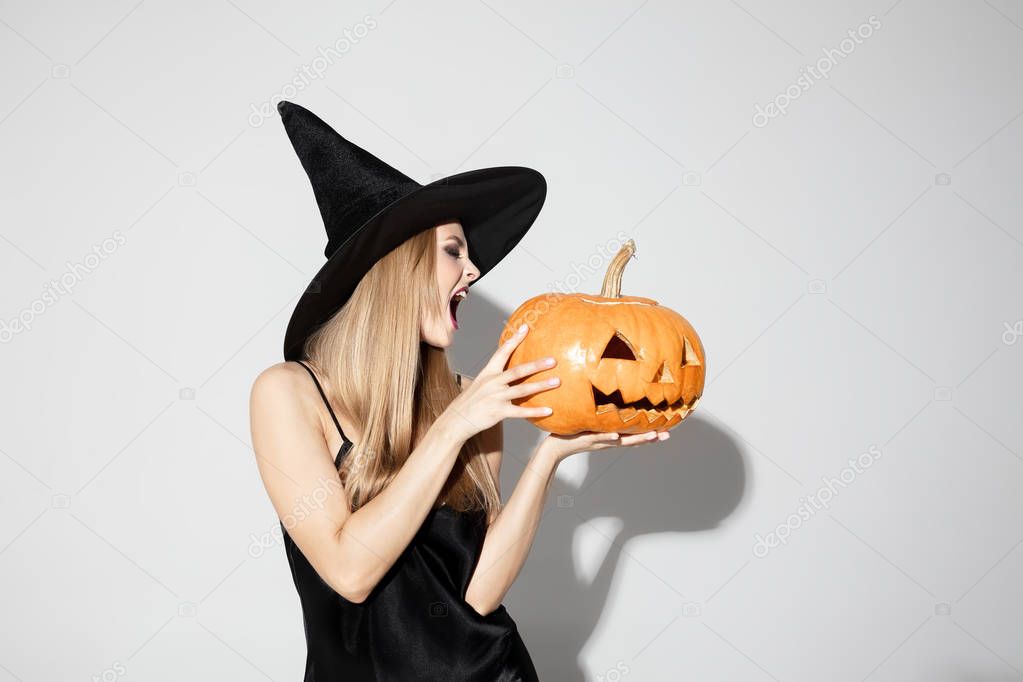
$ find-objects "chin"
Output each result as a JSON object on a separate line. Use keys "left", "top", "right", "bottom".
{"left": 422, "top": 329, "right": 453, "bottom": 349}
{"left": 421, "top": 315, "right": 456, "bottom": 349}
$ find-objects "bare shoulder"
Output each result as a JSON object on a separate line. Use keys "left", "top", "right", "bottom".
{"left": 248, "top": 362, "right": 358, "bottom": 599}
{"left": 251, "top": 361, "right": 314, "bottom": 407}
{"left": 250, "top": 362, "right": 324, "bottom": 442}
{"left": 253, "top": 360, "right": 306, "bottom": 386}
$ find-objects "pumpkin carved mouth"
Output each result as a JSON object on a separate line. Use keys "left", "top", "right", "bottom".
{"left": 592, "top": 386, "right": 692, "bottom": 423}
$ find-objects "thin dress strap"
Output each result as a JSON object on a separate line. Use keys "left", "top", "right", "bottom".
{"left": 295, "top": 361, "right": 351, "bottom": 468}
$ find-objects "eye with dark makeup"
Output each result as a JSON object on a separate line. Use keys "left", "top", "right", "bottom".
{"left": 444, "top": 246, "right": 461, "bottom": 259}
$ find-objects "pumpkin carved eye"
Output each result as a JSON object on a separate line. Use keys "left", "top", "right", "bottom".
{"left": 601, "top": 331, "right": 637, "bottom": 360}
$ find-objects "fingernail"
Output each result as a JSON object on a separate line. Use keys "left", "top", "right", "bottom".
{"left": 544, "top": 407, "right": 553, "bottom": 414}
{"left": 544, "top": 357, "right": 556, "bottom": 366}
{"left": 547, "top": 377, "right": 559, "bottom": 385}
{"left": 518, "top": 323, "right": 528, "bottom": 334}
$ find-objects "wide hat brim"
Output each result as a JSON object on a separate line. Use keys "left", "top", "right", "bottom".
{"left": 283, "top": 165, "right": 546, "bottom": 361}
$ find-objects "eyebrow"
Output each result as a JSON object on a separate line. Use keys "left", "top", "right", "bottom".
{"left": 446, "top": 235, "right": 466, "bottom": 248}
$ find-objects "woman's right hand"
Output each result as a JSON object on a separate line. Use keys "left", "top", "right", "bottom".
{"left": 442, "top": 323, "right": 558, "bottom": 442}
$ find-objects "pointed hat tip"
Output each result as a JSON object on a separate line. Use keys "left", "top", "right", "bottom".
{"left": 277, "top": 100, "right": 292, "bottom": 116}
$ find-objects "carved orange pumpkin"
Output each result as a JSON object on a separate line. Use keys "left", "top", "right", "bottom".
{"left": 498, "top": 239, "right": 705, "bottom": 435}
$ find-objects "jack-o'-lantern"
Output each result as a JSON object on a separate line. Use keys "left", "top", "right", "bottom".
{"left": 498, "top": 239, "right": 705, "bottom": 435}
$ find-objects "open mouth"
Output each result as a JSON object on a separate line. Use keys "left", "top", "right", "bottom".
{"left": 449, "top": 287, "right": 467, "bottom": 330}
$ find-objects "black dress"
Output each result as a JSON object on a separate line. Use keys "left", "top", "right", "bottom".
{"left": 284, "top": 361, "right": 540, "bottom": 681}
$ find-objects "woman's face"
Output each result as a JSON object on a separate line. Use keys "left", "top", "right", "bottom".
{"left": 421, "top": 221, "right": 480, "bottom": 348}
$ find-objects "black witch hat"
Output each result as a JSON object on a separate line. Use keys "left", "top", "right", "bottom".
{"left": 276, "top": 100, "right": 547, "bottom": 361}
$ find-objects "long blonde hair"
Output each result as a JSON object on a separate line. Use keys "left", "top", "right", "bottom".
{"left": 300, "top": 226, "right": 500, "bottom": 518}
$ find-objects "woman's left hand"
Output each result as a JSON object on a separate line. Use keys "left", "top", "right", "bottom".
{"left": 538, "top": 429, "right": 670, "bottom": 465}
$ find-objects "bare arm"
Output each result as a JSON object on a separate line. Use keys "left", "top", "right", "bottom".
{"left": 458, "top": 374, "right": 558, "bottom": 616}
{"left": 465, "top": 439, "right": 558, "bottom": 615}
{"left": 250, "top": 362, "right": 466, "bottom": 603}
{"left": 457, "top": 371, "right": 667, "bottom": 616}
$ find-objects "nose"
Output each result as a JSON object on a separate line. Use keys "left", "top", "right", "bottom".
{"left": 465, "top": 260, "right": 480, "bottom": 281}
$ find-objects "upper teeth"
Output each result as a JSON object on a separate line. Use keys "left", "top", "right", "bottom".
{"left": 453, "top": 290, "right": 467, "bottom": 300}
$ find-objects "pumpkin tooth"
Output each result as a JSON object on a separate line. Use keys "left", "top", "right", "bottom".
{"left": 645, "top": 383, "right": 665, "bottom": 407}
{"left": 618, "top": 373, "right": 647, "bottom": 403}
{"left": 617, "top": 407, "right": 638, "bottom": 422}
{"left": 663, "top": 382, "right": 683, "bottom": 405}
{"left": 595, "top": 403, "right": 617, "bottom": 415}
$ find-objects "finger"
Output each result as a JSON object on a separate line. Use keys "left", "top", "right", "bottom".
{"left": 503, "top": 377, "right": 559, "bottom": 399}
{"left": 485, "top": 323, "right": 531, "bottom": 374}
{"left": 619, "top": 432, "right": 660, "bottom": 446}
{"left": 568, "top": 430, "right": 616, "bottom": 442}
{"left": 587, "top": 433, "right": 622, "bottom": 448}
{"left": 500, "top": 356, "right": 556, "bottom": 383}
{"left": 510, "top": 405, "right": 553, "bottom": 419}
{"left": 585, "top": 431, "right": 620, "bottom": 442}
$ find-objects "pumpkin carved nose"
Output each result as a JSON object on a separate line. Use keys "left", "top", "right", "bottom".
{"left": 654, "top": 361, "right": 674, "bottom": 384}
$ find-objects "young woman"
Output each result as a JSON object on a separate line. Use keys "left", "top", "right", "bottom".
{"left": 250, "top": 102, "right": 670, "bottom": 681}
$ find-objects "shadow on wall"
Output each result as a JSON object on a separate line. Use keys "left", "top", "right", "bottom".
{"left": 450, "top": 292, "right": 745, "bottom": 681}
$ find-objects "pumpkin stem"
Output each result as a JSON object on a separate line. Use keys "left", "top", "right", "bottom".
{"left": 599, "top": 239, "right": 636, "bottom": 298}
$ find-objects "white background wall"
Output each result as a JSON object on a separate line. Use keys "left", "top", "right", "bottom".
{"left": 1, "top": 1, "right": 1021, "bottom": 680}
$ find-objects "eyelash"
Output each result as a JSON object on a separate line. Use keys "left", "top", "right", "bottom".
{"left": 445, "top": 247, "right": 462, "bottom": 259}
